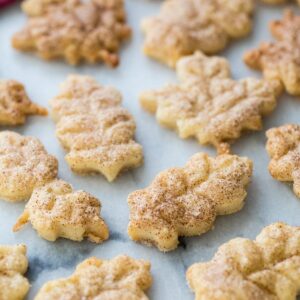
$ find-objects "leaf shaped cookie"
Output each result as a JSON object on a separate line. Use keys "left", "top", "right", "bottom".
{"left": 35, "top": 255, "right": 152, "bottom": 300}
{"left": 128, "top": 152, "right": 252, "bottom": 251}
{"left": 266, "top": 124, "right": 300, "bottom": 198}
{"left": 187, "top": 222, "right": 300, "bottom": 300}
{"left": 140, "top": 51, "right": 279, "bottom": 153}
{"left": 142, "top": 0, "right": 254, "bottom": 67}
{"left": 13, "top": 179, "right": 109, "bottom": 243}
{"left": 50, "top": 75, "right": 143, "bottom": 181}
{"left": 244, "top": 10, "right": 300, "bottom": 96}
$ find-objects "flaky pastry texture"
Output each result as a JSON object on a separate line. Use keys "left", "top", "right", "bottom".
{"left": 12, "top": 0, "right": 131, "bottom": 67}
{"left": 140, "top": 51, "right": 278, "bottom": 152}
{"left": 0, "top": 80, "right": 47, "bottom": 125}
{"left": 142, "top": 0, "right": 254, "bottom": 67}
{"left": 244, "top": 10, "right": 300, "bottom": 96}
{"left": 50, "top": 75, "right": 143, "bottom": 181}
{"left": 0, "top": 244, "right": 30, "bottom": 300}
{"left": 0, "top": 131, "right": 58, "bottom": 202}
{"left": 187, "top": 222, "right": 300, "bottom": 300}
{"left": 128, "top": 152, "right": 252, "bottom": 252}
{"left": 266, "top": 124, "right": 300, "bottom": 198}
{"left": 13, "top": 179, "right": 109, "bottom": 243}
{"left": 34, "top": 255, "right": 152, "bottom": 300}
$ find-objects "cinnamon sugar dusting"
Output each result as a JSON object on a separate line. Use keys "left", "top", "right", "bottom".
{"left": 13, "top": 179, "right": 109, "bottom": 243}
{"left": 140, "top": 51, "right": 279, "bottom": 153}
{"left": 50, "top": 75, "right": 143, "bottom": 181}
{"left": 128, "top": 152, "right": 252, "bottom": 252}
{"left": 187, "top": 222, "right": 300, "bottom": 300}
{"left": 12, "top": 0, "right": 131, "bottom": 67}
{"left": 0, "top": 131, "right": 58, "bottom": 202}
{"left": 142, "top": 0, "right": 254, "bottom": 67}
{"left": 35, "top": 255, "right": 152, "bottom": 300}
{"left": 0, "top": 244, "right": 30, "bottom": 300}
{"left": 266, "top": 124, "right": 300, "bottom": 198}
{"left": 244, "top": 10, "right": 300, "bottom": 96}
{"left": 0, "top": 80, "right": 47, "bottom": 125}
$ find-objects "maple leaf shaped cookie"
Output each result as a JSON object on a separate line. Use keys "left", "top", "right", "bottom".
{"left": 0, "top": 244, "right": 30, "bottom": 300}
{"left": 142, "top": 0, "right": 254, "bottom": 67}
{"left": 34, "top": 255, "right": 152, "bottom": 300}
{"left": 50, "top": 75, "right": 143, "bottom": 182}
{"left": 244, "top": 10, "right": 300, "bottom": 96}
{"left": 187, "top": 222, "right": 300, "bottom": 300}
{"left": 12, "top": 0, "right": 131, "bottom": 67}
{"left": 0, "top": 131, "right": 58, "bottom": 202}
{"left": 140, "top": 51, "right": 279, "bottom": 153}
{"left": 127, "top": 152, "right": 252, "bottom": 252}
{"left": 13, "top": 179, "right": 109, "bottom": 243}
{"left": 0, "top": 80, "right": 47, "bottom": 125}
{"left": 266, "top": 124, "right": 300, "bottom": 198}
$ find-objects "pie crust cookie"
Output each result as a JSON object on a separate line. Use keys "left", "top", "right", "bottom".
{"left": 142, "top": 0, "right": 254, "bottom": 67}
{"left": 12, "top": 0, "right": 131, "bottom": 67}
{"left": 0, "top": 244, "right": 30, "bottom": 300}
{"left": 244, "top": 10, "right": 300, "bottom": 96}
{"left": 0, "top": 131, "right": 58, "bottom": 202}
{"left": 187, "top": 222, "right": 300, "bottom": 300}
{"left": 140, "top": 51, "right": 279, "bottom": 153}
{"left": 266, "top": 124, "right": 300, "bottom": 198}
{"left": 0, "top": 80, "right": 47, "bottom": 126}
{"left": 34, "top": 255, "right": 152, "bottom": 300}
{"left": 128, "top": 152, "right": 253, "bottom": 252}
{"left": 13, "top": 179, "right": 109, "bottom": 243}
{"left": 50, "top": 75, "right": 143, "bottom": 182}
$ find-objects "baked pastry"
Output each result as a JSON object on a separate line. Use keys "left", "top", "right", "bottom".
{"left": 34, "top": 255, "right": 152, "bottom": 300}
{"left": 244, "top": 10, "right": 300, "bottom": 96}
{"left": 141, "top": 51, "right": 279, "bottom": 153}
{"left": 142, "top": 0, "right": 254, "bottom": 67}
{"left": 128, "top": 152, "right": 252, "bottom": 251}
{"left": 50, "top": 75, "right": 143, "bottom": 181}
{"left": 12, "top": 0, "right": 131, "bottom": 67}
{"left": 187, "top": 222, "right": 300, "bottom": 300}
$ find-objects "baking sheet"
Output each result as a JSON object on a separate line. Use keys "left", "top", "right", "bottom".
{"left": 0, "top": 1, "right": 300, "bottom": 299}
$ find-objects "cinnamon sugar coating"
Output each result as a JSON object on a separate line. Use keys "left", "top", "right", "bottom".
{"left": 0, "top": 131, "right": 58, "bottom": 202}
{"left": 0, "top": 80, "right": 47, "bottom": 125}
{"left": 266, "top": 124, "right": 300, "bottom": 198}
{"left": 50, "top": 75, "right": 143, "bottom": 182}
{"left": 187, "top": 222, "right": 300, "bottom": 300}
{"left": 34, "top": 255, "right": 152, "bottom": 300}
{"left": 142, "top": 0, "right": 254, "bottom": 67}
{"left": 128, "top": 152, "right": 253, "bottom": 252}
{"left": 12, "top": 0, "right": 131, "bottom": 67}
{"left": 0, "top": 244, "right": 30, "bottom": 300}
{"left": 13, "top": 179, "right": 109, "bottom": 243}
{"left": 140, "top": 51, "right": 278, "bottom": 152}
{"left": 244, "top": 10, "right": 300, "bottom": 96}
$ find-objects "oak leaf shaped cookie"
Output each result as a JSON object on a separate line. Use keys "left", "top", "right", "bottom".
{"left": 13, "top": 179, "right": 109, "bottom": 243}
{"left": 0, "top": 80, "right": 47, "bottom": 125}
{"left": 244, "top": 10, "right": 300, "bottom": 96}
{"left": 266, "top": 124, "right": 300, "bottom": 198}
{"left": 140, "top": 51, "right": 278, "bottom": 153}
{"left": 0, "top": 131, "right": 58, "bottom": 202}
{"left": 50, "top": 75, "right": 143, "bottom": 181}
{"left": 187, "top": 222, "right": 300, "bottom": 300}
{"left": 142, "top": 0, "right": 254, "bottom": 67}
{"left": 34, "top": 255, "right": 152, "bottom": 300}
{"left": 127, "top": 152, "right": 252, "bottom": 251}
{"left": 12, "top": 0, "right": 131, "bottom": 67}
{"left": 0, "top": 244, "right": 30, "bottom": 300}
